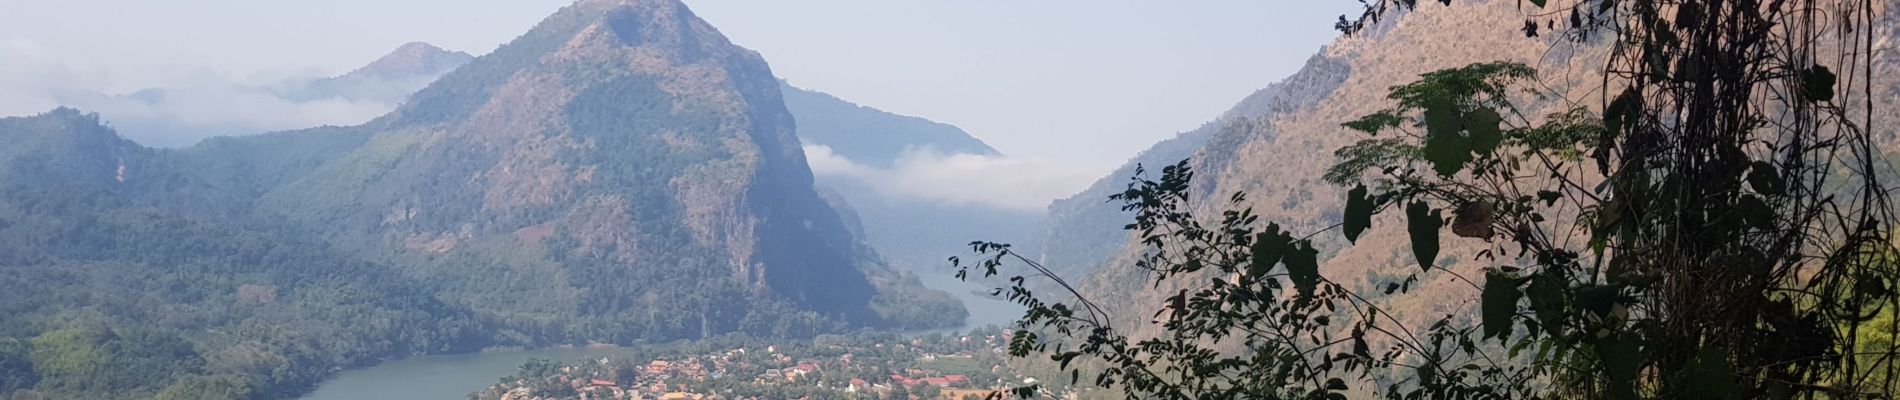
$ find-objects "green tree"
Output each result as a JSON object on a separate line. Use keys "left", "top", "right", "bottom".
{"left": 0, "top": 339, "right": 34, "bottom": 394}
{"left": 153, "top": 375, "right": 253, "bottom": 400}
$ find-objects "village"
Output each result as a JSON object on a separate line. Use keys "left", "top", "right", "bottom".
{"left": 471, "top": 328, "right": 1057, "bottom": 400}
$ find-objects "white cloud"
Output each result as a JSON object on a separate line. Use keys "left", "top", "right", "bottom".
{"left": 804, "top": 144, "right": 1094, "bottom": 212}
{"left": 0, "top": 38, "right": 432, "bottom": 148}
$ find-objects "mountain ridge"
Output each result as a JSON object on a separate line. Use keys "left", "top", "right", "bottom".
{"left": 0, "top": 1, "right": 964, "bottom": 398}
{"left": 780, "top": 81, "right": 1000, "bottom": 167}
{"left": 345, "top": 42, "right": 474, "bottom": 80}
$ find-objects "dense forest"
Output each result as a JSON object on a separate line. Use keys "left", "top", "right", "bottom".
{"left": 0, "top": 0, "right": 967, "bottom": 398}
{"left": 0, "top": 110, "right": 487, "bottom": 399}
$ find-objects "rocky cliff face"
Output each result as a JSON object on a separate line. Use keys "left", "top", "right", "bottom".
{"left": 1048, "top": 0, "right": 1900, "bottom": 334}
{"left": 1038, "top": 1, "right": 1626, "bottom": 332}
{"left": 229, "top": 0, "right": 951, "bottom": 337}
{"left": 1034, "top": 53, "right": 1350, "bottom": 279}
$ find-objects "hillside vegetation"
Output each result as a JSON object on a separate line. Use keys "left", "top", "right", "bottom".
{"left": 0, "top": 0, "right": 964, "bottom": 398}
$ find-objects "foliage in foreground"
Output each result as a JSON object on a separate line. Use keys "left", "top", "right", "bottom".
{"left": 962, "top": 0, "right": 1899, "bottom": 398}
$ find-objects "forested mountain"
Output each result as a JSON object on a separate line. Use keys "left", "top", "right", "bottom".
{"left": 248, "top": 0, "right": 962, "bottom": 339}
{"left": 0, "top": 0, "right": 961, "bottom": 398}
{"left": 0, "top": 109, "right": 485, "bottom": 399}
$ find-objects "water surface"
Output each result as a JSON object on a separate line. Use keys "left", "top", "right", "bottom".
{"left": 299, "top": 347, "right": 613, "bottom": 400}
{"left": 301, "top": 272, "right": 1022, "bottom": 399}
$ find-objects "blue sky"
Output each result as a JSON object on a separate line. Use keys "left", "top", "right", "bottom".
{"left": 0, "top": 0, "right": 1353, "bottom": 176}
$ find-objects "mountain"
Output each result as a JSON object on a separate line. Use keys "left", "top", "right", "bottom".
{"left": 777, "top": 82, "right": 1039, "bottom": 269}
{"left": 1035, "top": 53, "right": 1350, "bottom": 278}
{"left": 47, "top": 42, "right": 475, "bottom": 149}
{"left": 248, "top": 0, "right": 956, "bottom": 337}
{"left": 1035, "top": 0, "right": 1611, "bottom": 334}
{"left": 0, "top": 109, "right": 484, "bottom": 400}
{"left": 276, "top": 42, "right": 475, "bottom": 103}
{"left": 0, "top": 0, "right": 962, "bottom": 398}
{"left": 1043, "top": 0, "right": 1900, "bottom": 334}
{"left": 780, "top": 82, "right": 999, "bottom": 166}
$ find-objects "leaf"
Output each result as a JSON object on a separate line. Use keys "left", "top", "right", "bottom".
{"left": 1286, "top": 240, "right": 1321, "bottom": 301}
{"left": 1746, "top": 161, "right": 1783, "bottom": 196}
{"left": 1343, "top": 185, "right": 1374, "bottom": 243}
{"left": 1342, "top": 111, "right": 1404, "bottom": 135}
{"left": 1600, "top": 89, "right": 1637, "bottom": 172}
{"left": 1464, "top": 107, "right": 1504, "bottom": 155}
{"left": 1482, "top": 270, "right": 1522, "bottom": 341}
{"left": 1529, "top": 0, "right": 1547, "bottom": 6}
{"left": 1325, "top": 377, "right": 1348, "bottom": 391}
{"left": 1687, "top": 347, "right": 1737, "bottom": 400}
{"left": 1352, "top": 327, "right": 1371, "bottom": 358}
{"left": 1598, "top": 334, "right": 1641, "bottom": 400}
{"left": 1249, "top": 224, "right": 1293, "bottom": 278}
{"left": 1527, "top": 272, "right": 1566, "bottom": 331}
{"left": 1803, "top": 65, "right": 1836, "bottom": 102}
{"left": 1421, "top": 98, "right": 1472, "bottom": 177}
{"left": 1407, "top": 202, "right": 1442, "bottom": 270}
{"left": 1451, "top": 200, "right": 1496, "bottom": 239}
{"left": 1537, "top": 190, "right": 1562, "bottom": 206}
{"left": 1735, "top": 195, "right": 1774, "bottom": 230}
{"left": 1575, "top": 285, "right": 1620, "bottom": 317}
{"left": 1604, "top": 89, "right": 1636, "bottom": 130}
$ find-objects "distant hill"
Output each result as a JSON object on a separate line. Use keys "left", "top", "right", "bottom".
{"left": 276, "top": 41, "right": 475, "bottom": 103}
{"left": 0, "top": 0, "right": 963, "bottom": 398}
{"left": 780, "top": 82, "right": 998, "bottom": 166}
{"left": 778, "top": 82, "right": 1038, "bottom": 269}
{"left": 49, "top": 42, "right": 476, "bottom": 148}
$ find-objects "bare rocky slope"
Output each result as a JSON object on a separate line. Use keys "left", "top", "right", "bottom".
{"left": 1039, "top": 0, "right": 1900, "bottom": 334}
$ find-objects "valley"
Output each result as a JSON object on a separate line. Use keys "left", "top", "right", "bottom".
{"left": 3, "top": 0, "right": 1896, "bottom": 399}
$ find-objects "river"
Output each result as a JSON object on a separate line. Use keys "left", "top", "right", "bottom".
{"left": 299, "top": 271, "right": 1023, "bottom": 399}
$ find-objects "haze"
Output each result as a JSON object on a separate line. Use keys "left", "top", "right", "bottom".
{"left": 0, "top": 0, "right": 1352, "bottom": 176}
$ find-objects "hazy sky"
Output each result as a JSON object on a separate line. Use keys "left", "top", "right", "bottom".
{"left": 0, "top": 0, "right": 1353, "bottom": 175}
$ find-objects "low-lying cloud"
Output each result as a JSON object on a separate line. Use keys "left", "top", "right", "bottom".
{"left": 0, "top": 38, "right": 431, "bottom": 148}
{"left": 805, "top": 144, "right": 1095, "bottom": 212}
